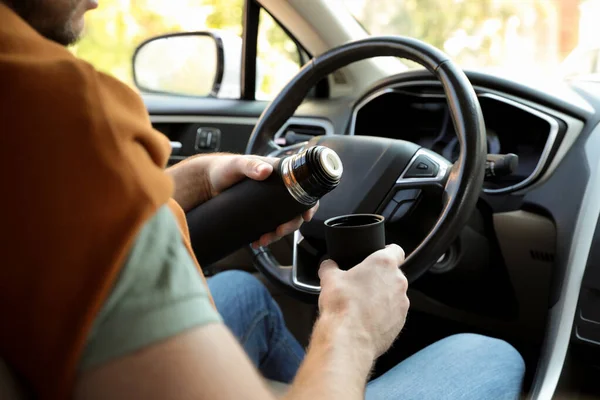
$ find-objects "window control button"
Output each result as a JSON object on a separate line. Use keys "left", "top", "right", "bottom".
{"left": 195, "top": 128, "right": 221, "bottom": 150}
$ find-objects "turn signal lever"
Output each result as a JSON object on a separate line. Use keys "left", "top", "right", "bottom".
{"left": 485, "top": 153, "right": 518, "bottom": 180}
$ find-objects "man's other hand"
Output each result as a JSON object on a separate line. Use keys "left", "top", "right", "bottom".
{"left": 318, "top": 244, "right": 409, "bottom": 358}
{"left": 168, "top": 153, "right": 318, "bottom": 248}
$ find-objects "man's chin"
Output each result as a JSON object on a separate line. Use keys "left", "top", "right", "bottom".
{"left": 69, "top": 19, "right": 85, "bottom": 42}
{"left": 55, "top": 20, "right": 84, "bottom": 46}
{"left": 45, "top": 26, "right": 82, "bottom": 46}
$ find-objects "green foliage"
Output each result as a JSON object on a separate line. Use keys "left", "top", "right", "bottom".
{"left": 71, "top": 0, "right": 244, "bottom": 86}
{"left": 71, "top": 0, "right": 184, "bottom": 85}
{"left": 355, "top": 0, "right": 557, "bottom": 69}
{"left": 257, "top": 10, "right": 300, "bottom": 98}
{"left": 205, "top": 0, "right": 244, "bottom": 34}
{"left": 359, "top": 0, "right": 514, "bottom": 57}
{"left": 71, "top": 0, "right": 574, "bottom": 97}
{"left": 71, "top": 0, "right": 296, "bottom": 98}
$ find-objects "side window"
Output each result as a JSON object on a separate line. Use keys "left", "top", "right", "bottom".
{"left": 256, "top": 10, "right": 303, "bottom": 100}
{"left": 70, "top": 1, "right": 302, "bottom": 100}
{"left": 70, "top": 0, "right": 244, "bottom": 96}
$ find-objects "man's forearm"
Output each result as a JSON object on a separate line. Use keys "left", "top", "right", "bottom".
{"left": 166, "top": 156, "right": 212, "bottom": 212}
{"left": 284, "top": 312, "right": 375, "bottom": 400}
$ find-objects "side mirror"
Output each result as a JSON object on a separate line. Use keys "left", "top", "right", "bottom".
{"left": 133, "top": 32, "right": 224, "bottom": 97}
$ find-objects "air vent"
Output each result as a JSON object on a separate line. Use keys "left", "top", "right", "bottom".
{"left": 530, "top": 250, "right": 555, "bottom": 263}
{"left": 332, "top": 70, "right": 348, "bottom": 84}
{"left": 276, "top": 124, "right": 327, "bottom": 146}
{"left": 396, "top": 84, "right": 445, "bottom": 98}
{"left": 286, "top": 124, "right": 326, "bottom": 137}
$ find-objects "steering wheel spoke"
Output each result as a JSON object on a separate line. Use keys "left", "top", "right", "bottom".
{"left": 378, "top": 148, "right": 452, "bottom": 225}
{"left": 253, "top": 139, "right": 282, "bottom": 157}
{"left": 267, "top": 141, "right": 309, "bottom": 158}
{"left": 291, "top": 230, "right": 322, "bottom": 293}
{"left": 442, "top": 163, "right": 462, "bottom": 208}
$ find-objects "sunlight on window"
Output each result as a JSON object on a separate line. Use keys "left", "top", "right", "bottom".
{"left": 70, "top": 0, "right": 301, "bottom": 99}
{"left": 256, "top": 10, "right": 301, "bottom": 100}
{"left": 342, "top": 0, "right": 590, "bottom": 82}
{"left": 71, "top": 0, "right": 243, "bottom": 88}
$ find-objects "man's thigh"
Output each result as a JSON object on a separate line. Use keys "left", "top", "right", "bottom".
{"left": 365, "top": 333, "right": 525, "bottom": 400}
{"left": 206, "top": 270, "right": 304, "bottom": 384}
{"left": 206, "top": 270, "right": 272, "bottom": 345}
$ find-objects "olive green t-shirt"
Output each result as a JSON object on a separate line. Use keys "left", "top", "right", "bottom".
{"left": 79, "top": 205, "right": 222, "bottom": 370}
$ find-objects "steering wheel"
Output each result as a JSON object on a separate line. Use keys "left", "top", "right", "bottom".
{"left": 245, "top": 36, "right": 486, "bottom": 300}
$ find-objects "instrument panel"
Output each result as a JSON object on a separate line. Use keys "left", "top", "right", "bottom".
{"left": 350, "top": 83, "right": 565, "bottom": 194}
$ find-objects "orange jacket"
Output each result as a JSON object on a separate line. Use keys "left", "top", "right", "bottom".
{"left": 0, "top": 4, "right": 209, "bottom": 398}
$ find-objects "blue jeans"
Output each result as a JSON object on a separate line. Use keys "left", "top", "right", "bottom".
{"left": 207, "top": 271, "right": 525, "bottom": 399}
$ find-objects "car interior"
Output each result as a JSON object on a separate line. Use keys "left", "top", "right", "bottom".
{"left": 3, "top": 0, "right": 600, "bottom": 399}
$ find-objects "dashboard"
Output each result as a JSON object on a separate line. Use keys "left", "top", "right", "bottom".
{"left": 341, "top": 72, "right": 600, "bottom": 398}
{"left": 351, "top": 81, "right": 568, "bottom": 194}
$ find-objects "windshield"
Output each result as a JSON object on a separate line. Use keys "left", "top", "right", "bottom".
{"left": 341, "top": 0, "right": 595, "bottom": 81}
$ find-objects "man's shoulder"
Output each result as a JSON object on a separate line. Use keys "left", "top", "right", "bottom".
{"left": 0, "top": 44, "right": 141, "bottom": 112}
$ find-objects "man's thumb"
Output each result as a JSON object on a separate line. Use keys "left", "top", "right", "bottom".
{"left": 318, "top": 259, "right": 340, "bottom": 281}
{"left": 243, "top": 157, "right": 272, "bottom": 180}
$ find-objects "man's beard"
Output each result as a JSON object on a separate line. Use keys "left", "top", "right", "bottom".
{"left": 2, "top": 0, "right": 80, "bottom": 46}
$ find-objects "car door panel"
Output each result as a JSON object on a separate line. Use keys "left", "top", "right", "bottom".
{"left": 144, "top": 94, "right": 268, "bottom": 117}
{"left": 152, "top": 119, "right": 257, "bottom": 166}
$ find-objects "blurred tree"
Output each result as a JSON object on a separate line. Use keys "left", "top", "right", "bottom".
{"left": 358, "top": 0, "right": 514, "bottom": 62}
{"left": 70, "top": 0, "right": 298, "bottom": 99}
{"left": 256, "top": 9, "right": 300, "bottom": 98}
{"left": 205, "top": 0, "right": 243, "bottom": 33}
{"left": 71, "top": 0, "right": 244, "bottom": 87}
{"left": 356, "top": 0, "right": 560, "bottom": 70}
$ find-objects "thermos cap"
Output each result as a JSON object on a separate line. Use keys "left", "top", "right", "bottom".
{"left": 280, "top": 145, "right": 343, "bottom": 206}
{"left": 319, "top": 148, "right": 343, "bottom": 180}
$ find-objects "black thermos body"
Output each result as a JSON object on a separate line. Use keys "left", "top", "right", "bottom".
{"left": 187, "top": 145, "right": 343, "bottom": 266}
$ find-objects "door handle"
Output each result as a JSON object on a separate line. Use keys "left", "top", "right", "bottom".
{"left": 170, "top": 141, "right": 183, "bottom": 155}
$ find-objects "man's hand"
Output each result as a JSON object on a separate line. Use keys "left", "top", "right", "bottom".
{"left": 283, "top": 245, "right": 409, "bottom": 400}
{"left": 318, "top": 244, "right": 409, "bottom": 358}
{"left": 167, "top": 153, "right": 318, "bottom": 248}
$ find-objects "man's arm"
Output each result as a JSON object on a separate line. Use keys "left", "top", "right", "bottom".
{"left": 283, "top": 313, "right": 375, "bottom": 400}
{"left": 75, "top": 324, "right": 277, "bottom": 400}
{"left": 165, "top": 155, "right": 215, "bottom": 212}
{"left": 75, "top": 245, "right": 408, "bottom": 400}
{"left": 166, "top": 153, "right": 317, "bottom": 248}
{"left": 165, "top": 153, "right": 272, "bottom": 212}
{"left": 75, "top": 315, "right": 374, "bottom": 400}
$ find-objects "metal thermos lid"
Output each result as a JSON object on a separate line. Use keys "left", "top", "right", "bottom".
{"left": 280, "top": 146, "right": 343, "bottom": 205}
{"left": 318, "top": 147, "right": 343, "bottom": 180}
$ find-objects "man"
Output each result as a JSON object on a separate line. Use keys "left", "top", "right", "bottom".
{"left": 0, "top": 0, "right": 526, "bottom": 399}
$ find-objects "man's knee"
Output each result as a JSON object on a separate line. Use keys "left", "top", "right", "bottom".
{"left": 441, "top": 333, "right": 525, "bottom": 377}
{"left": 211, "top": 269, "right": 263, "bottom": 288}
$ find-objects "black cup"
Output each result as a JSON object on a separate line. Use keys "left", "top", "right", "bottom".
{"left": 324, "top": 214, "right": 386, "bottom": 271}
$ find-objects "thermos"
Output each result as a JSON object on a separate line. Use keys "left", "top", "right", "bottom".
{"left": 187, "top": 145, "right": 343, "bottom": 266}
